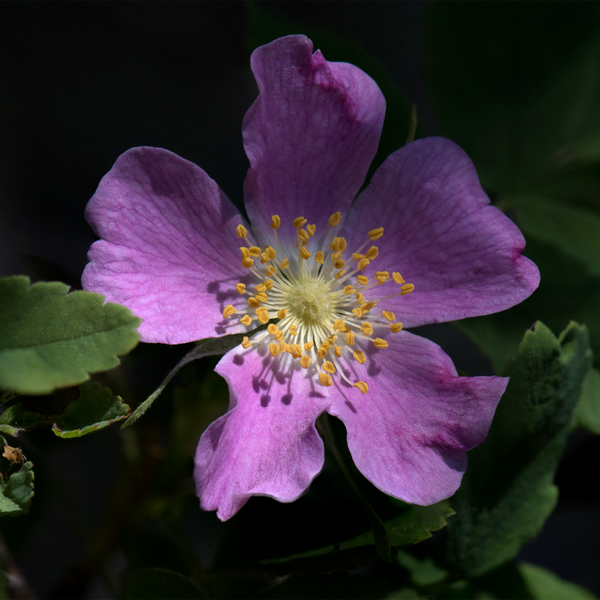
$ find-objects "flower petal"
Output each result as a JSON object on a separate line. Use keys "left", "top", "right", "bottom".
{"left": 327, "top": 330, "right": 506, "bottom": 505}
{"left": 82, "top": 147, "right": 250, "bottom": 344}
{"left": 243, "top": 35, "right": 385, "bottom": 241}
{"left": 341, "top": 137, "right": 540, "bottom": 327}
{"left": 194, "top": 343, "right": 329, "bottom": 521}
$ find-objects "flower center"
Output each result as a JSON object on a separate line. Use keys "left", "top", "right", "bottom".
{"left": 221, "top": 212, "right": 415, "bottom": 394}
{"left": 287, "top": 278, "right": 335, "bottom": 326}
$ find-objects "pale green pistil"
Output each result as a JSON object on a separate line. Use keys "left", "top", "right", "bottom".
{"left": 287, "top": 278, "right": 335, "bottom": 326}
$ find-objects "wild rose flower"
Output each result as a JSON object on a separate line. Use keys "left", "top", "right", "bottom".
{"left": 82, "top": 35, "right": 539, "bottom": 521}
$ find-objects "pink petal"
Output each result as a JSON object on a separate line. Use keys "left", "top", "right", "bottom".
{"left": 82, "top": 147, "right": 250, "bottom": 344}
{"left": 242, "top": 35, "right": 385, "bottom": 241}
{"left": 341, "top": 137, "right": 540, "bottom": 327}
{"left": 194, "top": 343, "right": 329, "bottom": 521}
{"left": 327, "top": 331, "right": 507, "bottom": 505}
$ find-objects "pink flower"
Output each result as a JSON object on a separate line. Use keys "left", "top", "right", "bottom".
{"left": 82, "top": 36, "right": 539, "bottom": 521}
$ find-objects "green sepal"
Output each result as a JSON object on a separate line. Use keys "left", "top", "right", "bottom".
{"left": 0, "top": 276, "right": 141, "bottom": 395}
{"left": 444, "top": 322, "right": 592, "bottom": 578}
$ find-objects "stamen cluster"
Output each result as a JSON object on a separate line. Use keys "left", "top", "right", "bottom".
{"left": 222, "top": 213, "right": 414, "bottom": 394}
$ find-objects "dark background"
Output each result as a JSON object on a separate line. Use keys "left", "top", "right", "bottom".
{"left": 1, "top": 2, "right": 599, "bottom": 598}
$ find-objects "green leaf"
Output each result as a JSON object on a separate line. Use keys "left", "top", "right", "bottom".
{"left": 0, "top": 381, "right": 129, "bottom": 438}
{"left": 51, "top": 381, "right": 130, "bottom": 438}
{"left": 512, "top": 195, "right": 600, "bottom": 277}
{"left": 439, "top": 561, "right": 596, "bottom": 600}
{"left": 0, "top": 276, "right": 141, "bottom": 395}
{"left": 264, "top": 501, "right": 453, "bottom": 569}
{"left": 123, "top": 333, "right": 247, "bottom": 428}
{"left": 575, "top": 367, "right": 600, "bottom": 435}
{"left": 396, "top": 550, "right": 448, "bottom": 587}
{"left": 0, "top": 461, "right": 34, "bottom": 517}
{"left": 444, "top": 322, "right": 592, "bottom": 578}
{"left": 122, "top": 568, "right": 206, "bottom": 600}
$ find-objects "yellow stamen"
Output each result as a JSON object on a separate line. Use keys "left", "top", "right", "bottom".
{"left": 392, "top": 272, "right": 405, "bottom": 284}
{"left": 242, "top": 257, "right": 254, "bottom": 269}
{"left": 356, "top": 292, "right": 365, "bottom": 304}
{"left": 240, "top": 247, "right": 250, "bottom": 259}
{"left": 314, "top": 251, "right": 325, "bottom": 264}
{"left": 361, "top": 301, "right": 377, "bottom": 312}
{"left": 279, "top": 341, "right": 289, "bottom": 353}
{"left": 256, "top": 310, "right": 270, "bottom": 325}
{"left": 249, "top": 246, "right": 261, "bottom": 257}
{"left": 317, "top": 347, "right": 328, "bottom": 359}
{"left": 323, "top": 361, "right": 336, "bottom": 374}
{"left": 334, "top": 346, "right": 343, "bottom": 358}
{"left": 255, "top": 283, "right": 267, "bottom": 293}
{"left": 293, "top": 216, "right": 307, "bottom": 229}
{"left": 271, "top": 215, "right": 281, "bottom": 229}
{"left": 334, "top": 259, "right": 345, "bottom": 269}
{"left": 401, "top": 283, "right": 415, "bottom": 296}
{"left": 365, "top": 246, "right": 379, "bottom": 260}
{"left": 382, "top": 310, "right": 395, "bottom": 322}
{"left": 277, "top": 308, "right": 288, "bottom": 319}
{"left": 345, "top": 331, "right": 355, "bottom": 345}
{"left": 353, "top": 350, "right": 366, "bottom": 364}
{"left": 264, "top": 246, "right": 277, "bottom": 260}
{"left": 298, "top": 229, "right": 309, "bottom": 243}
{"left": 304, "top": 341, "right": 314, "bottom": 351}
{"left": 307, "top": 224, "right": 316, "bottom": 237}
{"left": 352, "top": 307, "right": 363, "bottom": 318}
{"left": 240, "top": 315, "right": 252, "bottom": 326}
{"left": 236, "top": 225, "right": 247, "bottom": 239}
{"left": 265, "top": 265, "right": 277, "bottom": 276}
{"left": 332, "top": 251, "right": 342, "bottom": 260}
{"left": 361, "top": 323, "right": 373, "bottom": 335}
{"left": 235, "top": 283, "right": 246, "bottom": 294}
{"left": 299, "top": 247, "right": 311, "bottom": 259}
{"left": 255, "top": 292, "right": 268, "bottom": 303}
{"left": 368, "top": 227, "right": 384, "bottom": 240}
{"left": 280, "top": 258, "right": 290, "bottom": 269}
{"left": 333, "top": 319, "right": 345, "bottom": 331}
{"left": 319, "top": 373, "right": 333, "bottom": 386}
{"left": 291, "top": 344, "right": 302, "bottom": 359}
{"left": 343, "top": 285, "right": 355, "bottom": 295}
{"left": 247, "top": 297, "right": 261, "bottom": 308}
{"left": 260, "top": 253, "right": 269, "bottom": 264}
{"left": 263, "top": 279, "right": 274, "bottom": 290}
{"left": 358, "top": 258, "right": 370, "bottom": 271}
{"left": 352, "top": 253, "right": 365, "bottom": 262}
{"left": 290, "top": 325, "right": 298, "bottom": 336}
{"left": 269, "top": 343, "right": 280, "bottom": 357}
{"left": 357, "top": 275, "right": 369, "bottom": 285}
{"left": 334, "top": 269, "right": 346, "bottom": 279}
{"left": 242, "top": 336, "right": 251, "bottom": 349}
{"left": 375, "top": 271, "right": 390, "bottom": 284}
{"left": 354, "top": 381, "right": 369, "bottom": 394}
{"left": 391, "top": 322, "right": 403, "bottom": 333}
{"left": 329, "top": 212, "right": 342, "bottom": 227}
{"left": 275, "top": 331, "right": 284, "bottom": 341}
{"left": 374, "top": 338, "right": 388, "bottom": 349}
{"left": 222, "top": 305, "right": 236, "bottom": 319}
{"left": 301, "top": 355, "right": 311, "bottom": 369}
{"left": 268, "top": 324, "right": 279, "bottom": 335}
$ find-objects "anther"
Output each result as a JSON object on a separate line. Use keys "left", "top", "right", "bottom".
{"left": 268, "top": 324, "right": 279, "bottom": 335}
{"left": 304, "top": 341, "right": 314, "bottom": 351}
{"left": 307, "top": 224, "right": 316, "bottom": 237}
{"left": 242, "top": 257, "right": 254, "bottom": 268}
{"left": 361, "top": 323, "right": 373, "bottom": 335}
{"left": 236, "top": 225, "right": 247, "bottom": 239}
{"left": 293, "top": 217, "right": 307, "bottom": 229}
{"left": 263, "top": 279, "right": 274, "bottom": 290}
{"left": 235, "top": 283, "right": 246, "bottom": 294}
{"left": 373, "top": 338, "right": 388, "bottom": 349}
{"left": 382, "top": 310, "right": 396, "bottom": 322}
{"left": 290, "top": 325, "right": 298, "bottom": 336}
{"left": 357, "top": 275, "right": 369, "bottom": 285}
{"left": 240, "top": 315, "right": 252, "bottom": 326}
{"left": 255, "top": 292, "right": 268, "bottom": 303}
{"left": 352, "top": 253, "right": 365, "bottom": 261}
{"left": 323, "top": 361, "right": 336, "bottom": 374}
{"left": 375, "top": 271, "right": 390, "bottom": 285}
{"left": 392, "top": 272, "right": 405, "bottom": 284}
{"left": 365, "top": 246, "right": 379, "bottom": 260}
{"left": 280, "top": 259, "right": 290, "bottom": 269}
{"left": 353, "top": 381, "right": 369, "bottom": 394}
{"left": 319, "top": 373, "right": 333, "bottom": 387}
{"left": 255, "top": 283, "right": 267, "bottom": 292}
{"left": 249, "top": 246, "right": 261, "bottom": 257}
{"left": 401, "top": 283, "right": 415, "bottom": 295}
{"left": 256, "top": 310, "right": 270, "bottom": 325}
{"left": 269, "top": 343, "right": 280, "bottom": 357}
{"left": 240, "top": 247, "right": 250, "bottom": 259}
{"left": 277, "top": 308, "right": 288, "bottom": 319}
{"left": 301, "top": 355, "right": 311, "bottom": 369}
{"left": 356, "top": 292, "right": 365, "bottom": 304}
{"left": 368, "top": 227, "right": 384, "bottom": 240}
{"left": 334, "top": 270, "right": 346, "bottom": 279}
{"left": 315, "top": 252, "right": 325, "bottom": 264}
{"left": 299, "top": 247, "right": 311, "bottom": 259}
{"left": 265, "top": 246, "right": 277, "bottom": 260}
{"left": 334, "top": 346, "right": 343, "bottom": 358}
{"left": 265, "top": 266, "right": 277, "bottom": 276}
{"left": 343, "top": 285, "right": 355, "bottom": 295}
{"left": 275, "top": 331, "right": 284, "bottom": 341}
{"left": 353, "top": 350, "right": 366, "bottom": 364}
{"left": 333, "top": 319, "right": 345, "bottom": 331}
{"left": 358, "top": 258, "right": 370, "bottom": 271}
{"left": 352, "top": 307, "right": 363, "bottom": 318}
{"left": 345, "top": 331, "right": 355, "bottom": 345}
{"left": 334, "top": 259, "right": 345, "bottom": 269}
{"left": 391, "top": 322, "right": 403, "bottom": 333}
{"left": 271, "top": 215, "right": 281, "bottom": 229}
{"left": 328, "top": 212, "right": 342, "bottom": 227}
{"left": 247, "top": 297, "right": 261, "bottom": 308}
{"left": 298, "top": 229, "right": 309, "bottom": 243}
{"left": 242, "top": 336, "right": 252, "bottom": 349}
{"left": 222, "top": 305, "right": 236, "bottom": 319}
